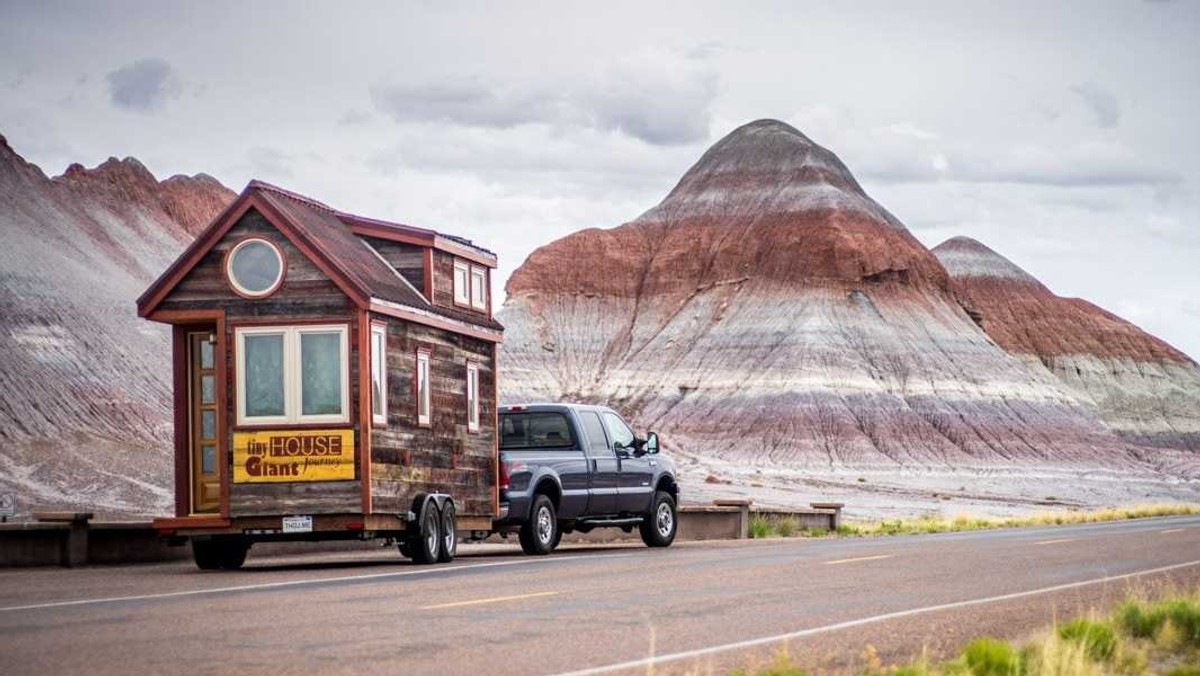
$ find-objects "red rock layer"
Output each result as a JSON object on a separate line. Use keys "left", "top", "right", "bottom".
{"left": 933, "top": 237, "right": 1194, "bottom": 364}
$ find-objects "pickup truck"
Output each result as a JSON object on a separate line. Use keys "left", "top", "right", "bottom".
{"left": 492, "top": 403, "right": 680, "bottom": 554}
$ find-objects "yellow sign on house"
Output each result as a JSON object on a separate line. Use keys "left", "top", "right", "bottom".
{"left": 233, "top": 429, "right": 356, "bottom": 483}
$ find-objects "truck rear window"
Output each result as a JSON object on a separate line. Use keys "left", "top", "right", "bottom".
{"left": 500, "top": 412, "right": 576, "bottom": 449}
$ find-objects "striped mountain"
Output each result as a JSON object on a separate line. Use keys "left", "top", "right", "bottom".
{"left": 0, "top": 134, "right": 234, "bottom": 515}
{"left": 933, "top": 236, "right": 1200, "bottom": 454}
{"left": 498, "top": 119, "right": 1199, "bottom": 512}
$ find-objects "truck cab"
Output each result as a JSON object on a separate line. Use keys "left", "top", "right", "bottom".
{"left": 493, "top": 403, "right": 679, "bottom": 554}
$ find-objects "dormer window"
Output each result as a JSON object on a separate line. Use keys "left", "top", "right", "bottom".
{"left": 470, "top": 267, "right": 487, "bottom": 310}
{"left": 453, "top": 260, "right": 470, "bottom": 305}
{"left": 452, "top": 257, "right": 489, "bottom": 312}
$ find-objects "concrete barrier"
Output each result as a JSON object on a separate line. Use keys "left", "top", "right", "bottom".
{"left": 0, "top": 500, "right": 847, "bottom": 566}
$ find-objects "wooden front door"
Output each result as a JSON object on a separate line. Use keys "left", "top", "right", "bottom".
{"left": 189, "top": 331, "right": 220, "bottom": 513}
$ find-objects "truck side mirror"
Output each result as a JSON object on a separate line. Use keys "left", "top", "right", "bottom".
{"left": 646, "top": 432, "right": 659, "bottom": 455}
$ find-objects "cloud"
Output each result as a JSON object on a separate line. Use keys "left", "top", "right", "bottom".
{"left": 245, "top": 147, "right": 294, "bottom": 179}
{"left": 1072, "top": 81, "right": 1121, "bottom": 128}
{"left": 369, "top": 48, "right": 716, "bottom": 146}
{"left": 105, "top": 58, "right": 181, "bottom": 112}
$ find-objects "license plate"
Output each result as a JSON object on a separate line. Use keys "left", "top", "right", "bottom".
{"left": 282, "top": 516, "right": 313, "bottom": 533}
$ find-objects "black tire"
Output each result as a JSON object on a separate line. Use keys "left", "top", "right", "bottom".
{"left": 551, "top": 528, "right": 563, "bottom": 551}
{"left": 639, "top": 491, "right": 677, "bottom": 548}
{"left": 437, "top": 502, "right": 457, "bottom": 563}
{"left": 408, "top": 502, "right": 442, "bottom": 565}
{"left": 192, "top": 539, "right": 249, "bottom": 570}
{"left": 397, "top": 539, "right": 412, "bottom": 559}
{"left": 519, "top": 494, "right": 558, "bottom": 555}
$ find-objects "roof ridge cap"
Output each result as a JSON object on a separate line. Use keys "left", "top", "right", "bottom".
{"left": 248, "top": 180, "right": 338, "bottom": 214}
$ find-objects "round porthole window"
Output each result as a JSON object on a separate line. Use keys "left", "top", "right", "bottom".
{"left": 226, "top": 238, "right": 284, "bottom": 298}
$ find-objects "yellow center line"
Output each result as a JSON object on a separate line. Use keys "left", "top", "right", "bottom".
{"left": 1033, "top": 538, "right": 1076, "bottom": 546}
{"left": 1160, "top": 528, "right": 1186, "bottom": 534}
{"left": 824, "top": 555, "right": 892, "bottom": 565}
{"left": 421, "top": 590, "right": 559, "bottom": 610}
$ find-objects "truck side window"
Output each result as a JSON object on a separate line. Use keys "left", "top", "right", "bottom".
{"left": 579, "top": 411, "right": 612, "bottom": 456}
{"left": 602, "top": 412, "right": 635, "bottom": 450}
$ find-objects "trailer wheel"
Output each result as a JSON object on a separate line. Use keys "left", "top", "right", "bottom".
{"left": 437, "top": 502, "right": 457, "bottom": 563}
{"left": 408, "top": 502, "right": 441, "bottom": 565}
{"left": 519, "top": 494, "right": 558, "bottom": 555}
{"left": 192, "top": 539, "right": 249, "bottom": 571}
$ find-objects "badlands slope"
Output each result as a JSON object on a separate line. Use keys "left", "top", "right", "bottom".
{"left": 499, "top": 120, "right": 1200, "bottom": 517}
{"left": 0, "top": 135, "right": 233, "bottom": 516}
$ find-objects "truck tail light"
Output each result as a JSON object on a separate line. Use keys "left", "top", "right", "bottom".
{"left": 346, "top": 522, "right": 364, "bottom": 531}
{"left": 498, "top": 459, "right": 510, "bottom": 491}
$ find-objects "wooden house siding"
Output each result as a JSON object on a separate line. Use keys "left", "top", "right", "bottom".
{"left": 161, "top": 208, "right": 363, "bottom": 517}
{"left": 363, "top": 237, "right": 426, "bottom": 297}
{"left": 370, "top": 314, "right": 496, "bottom": 517}
{"left": 431, "top": 250, "right": 457, "bottom": 309}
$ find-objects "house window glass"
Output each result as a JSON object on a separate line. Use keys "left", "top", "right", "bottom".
{"left": 453, "top": 261, "right": 470, "bottom": 305}
{"left": 244, "top": 333, "right": 285, "bottom": 418}
{"left": 227, "top": 238, "right": 283, "bottom": 297}
{"left": 466, "top": 362, "right": 480, "bottom": 433}
{"left": 371, "top": 325, "right": 387, "bottom": 424}
{"left": 470, "top": 267, "right": 487, "bottom": 310}
{"left": 236, "top": 325, "right": 349, "bottom": 425}
{"left": 417, "top": 351, "right": 431, "bottom": 426}
{"left": 300, "top": 332, "right": 342, "bottom": 416}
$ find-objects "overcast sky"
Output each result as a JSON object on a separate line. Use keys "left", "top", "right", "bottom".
{"left": 2, "top": 0, "right": 1198, "bottom": 358}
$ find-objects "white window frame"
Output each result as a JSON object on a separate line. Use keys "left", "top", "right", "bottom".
{"left": 469, "top": 266, "right": 487, "bottom": 311}
{"left": 453, "top": 260, "right": 470, "bottom": 306}
{"left": 416, "top": 350, "right": 432, "bottom": 427}
{"left": 371, "top": 324, "right": 387, "bottom": 426}
{"left": 235, "top": 324, "right": 350, "bottom": 426}
{"left": 466, "top": 361, "right": 480, "bottom": 433}
{"left": 226, "top": 237, "right": 284, "bottom": 298}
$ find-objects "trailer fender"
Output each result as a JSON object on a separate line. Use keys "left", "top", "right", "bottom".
{"left": 405, "top": 493, "right": 453, "bottom": 534}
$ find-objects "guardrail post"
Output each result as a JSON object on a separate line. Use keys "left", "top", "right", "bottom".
{"left": 34, "top": 512, "right": 94, "bottom": 567}
{"left": 713, "top": 499, "right": 752, "bottom": 539}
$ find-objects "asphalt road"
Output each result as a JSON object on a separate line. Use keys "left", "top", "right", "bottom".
{"left": 1, "top": 516, "right": 1198, "bottom": 675}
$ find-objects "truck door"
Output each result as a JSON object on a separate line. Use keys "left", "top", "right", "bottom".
{"left": 602, "top": 412, "right": 654, "bottom": 514}
{"left": 577, "top": 410, "right": 619, "bottom": 514}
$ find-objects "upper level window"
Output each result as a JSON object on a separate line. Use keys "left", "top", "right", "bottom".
{"left": 227, "top": 238, "right": 284, "bottom": 298}
{"left": 470, "top": 267, "right": 487, "bottom": 310}
{"left": 235, "top": 325, "right": 349, "bottom": 425}
{"left": 466, "top": 362, "right": 480, "bottom": 433}
{"left": 452, "top": 257, "right": 489, "bottom": 312}
{"left": 371, "top": 324, "right": 387, "bottom": 425}
{"left": 453, "top": 261, "right": 470, "bottom": 306}
{"left": 416, "top": 350, "right": 431, "bottom": 427}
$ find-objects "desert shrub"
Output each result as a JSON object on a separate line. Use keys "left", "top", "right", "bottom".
{"left": 961, "top": 638, "right": 1020, "bottom": 676}
{"left": 774, "top": 516, "right": 799, "bottom": 537}
{"left": 748, "top": 514, "right": 772, "bottom": 539}
{"left": 1057, "top": 618, "right": 1116, "bottom": 661}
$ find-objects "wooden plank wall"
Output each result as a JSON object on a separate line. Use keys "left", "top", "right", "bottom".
{"left": 161, "top": 209, "right": 362, "bottom": 516}
{"left": 363, "top": 237, "right": 425, "bottom": 295}
{"left": 371, "top": 315, "right": 497, "bottom": 517}
{"left": 431, "top": 250, "right": 456, "bottom": 308}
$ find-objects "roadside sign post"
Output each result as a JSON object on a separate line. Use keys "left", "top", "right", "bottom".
{"left": 0, "top": 493, "right": 14, "bottom": 522}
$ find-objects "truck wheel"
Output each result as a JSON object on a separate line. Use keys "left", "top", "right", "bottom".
{"left": 192, "top": 540, "right": 222, "bottom": 570}
{"left": 639, "top": 491, "right": 677, "bottom": 548}
{"left": 437, "top": 502, "right": 457, "bottom": 563}
{"left": 519, "top": 494, "right": 558, "bottom": 555}
{"left": 408, "top": 502, "right": 442, "bottom": 565}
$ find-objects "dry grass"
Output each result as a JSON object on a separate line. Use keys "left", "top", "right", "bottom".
{"left": 737, "top": 588, "right": 1200, "bottom": 676}
{"left": 835, "top": 504, "right": 1200, "bottom": 538}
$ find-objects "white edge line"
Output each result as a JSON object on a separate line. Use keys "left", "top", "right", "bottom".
{"left": 0, "top": 553, "right": 632, "bottom": 613}
{"left": 555, "top": 559, "right": 1200, "bottom": 676}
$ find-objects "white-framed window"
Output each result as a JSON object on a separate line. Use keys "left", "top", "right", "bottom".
{"left": 235, "top": 324, "right": 349, "bottom": 425}
{"left": 470, "top": 266, "right": 487, "bottom": 311}
{"left": 466, "top": 361, "right": 480, "bottom": 433}
{"left": 453, "top": 260, "right": 470, "bottom": 306}
{"left": 416, "top": 350, "right": 431, "bottom": 427}
{"left": 370, "top": 324, "right": 387, "bottom": 425}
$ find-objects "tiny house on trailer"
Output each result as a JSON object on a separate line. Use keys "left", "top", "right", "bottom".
{"left": 138, "top": 180, "right": 502, "bottom": 569}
